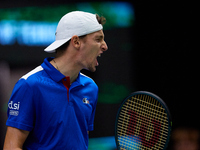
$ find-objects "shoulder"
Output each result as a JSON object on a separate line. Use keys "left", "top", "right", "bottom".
{"left": 21, "top": 66, "right": 44, "bottom": 80}
{"left": 79, "top": 73, "right": 97, "bottom": 87}
{"left": 17, "top": 66, "right": 45, "bottom": 89}
{"left": 79, "top": 73, "right": 98, "bottom": 93}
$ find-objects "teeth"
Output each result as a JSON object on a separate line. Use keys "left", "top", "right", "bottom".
{"left": 98, "top": 54, "right": 101, "bottom": 57}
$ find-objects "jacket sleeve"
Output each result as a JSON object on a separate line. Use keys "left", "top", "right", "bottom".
{"left": 6, "top": 79, "right": 35, "bottom": 131}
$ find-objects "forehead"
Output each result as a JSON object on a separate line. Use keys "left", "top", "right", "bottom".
{"left": 88, "top": 30, "right": 105, "bottom": 38}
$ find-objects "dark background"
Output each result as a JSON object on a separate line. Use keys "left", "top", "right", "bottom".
{"left": 0, "top": 0, "right": 197, "bottom": 149}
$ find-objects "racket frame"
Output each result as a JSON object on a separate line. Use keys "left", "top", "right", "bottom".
{"left": 115, "top": 91, "right": 172, "bottom": 150}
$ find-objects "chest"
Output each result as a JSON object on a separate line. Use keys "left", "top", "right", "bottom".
{"left": 34, "top": 81, "right": 95, "bottom": 123}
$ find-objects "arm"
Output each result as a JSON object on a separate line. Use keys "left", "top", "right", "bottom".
{"left": 3, "top": 126, "right": 29, "bottom": 150}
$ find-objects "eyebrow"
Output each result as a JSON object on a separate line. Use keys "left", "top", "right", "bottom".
{"left": 95, "top": 35, "right": 104, "bottom": 40}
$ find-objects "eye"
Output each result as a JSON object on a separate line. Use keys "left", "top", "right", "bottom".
{"left": 95, "top": 38, "right": 101, "bottom": 42}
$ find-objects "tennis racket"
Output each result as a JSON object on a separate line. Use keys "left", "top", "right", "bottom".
{"left": 115, "top": 91, "right": 172, "bottom": 150}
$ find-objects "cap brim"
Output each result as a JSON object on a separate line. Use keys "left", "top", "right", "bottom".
{"left": 44, "top": 38, "right": 71, "bottom": 53}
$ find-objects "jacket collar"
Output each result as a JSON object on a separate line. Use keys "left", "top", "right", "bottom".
{"left": 41, "top": 57, "right": 84, "bottom": 86}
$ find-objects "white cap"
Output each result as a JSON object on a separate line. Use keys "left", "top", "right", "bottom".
{"left": 44, "top": 11, "right": 103, "bottom": 53}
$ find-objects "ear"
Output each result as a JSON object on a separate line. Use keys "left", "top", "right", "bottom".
{"left": 71, "top": 35, "right": 81, "bottom": 50}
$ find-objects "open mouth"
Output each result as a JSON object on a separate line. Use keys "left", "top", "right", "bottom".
{"left": 96, "top": 54, "right": 101, "bottom": 66}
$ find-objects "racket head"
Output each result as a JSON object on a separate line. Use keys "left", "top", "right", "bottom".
{"left": 115, "top": 91, "right": 172, "bottom": 150}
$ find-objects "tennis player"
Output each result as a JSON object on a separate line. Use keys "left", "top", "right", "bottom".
{"left": 3, "top": 11, "right": 108, "bottom": 150}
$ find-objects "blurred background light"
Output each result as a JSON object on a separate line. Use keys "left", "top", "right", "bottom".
{"left": 0, "top": 2, "right": 134, "bottom": 46}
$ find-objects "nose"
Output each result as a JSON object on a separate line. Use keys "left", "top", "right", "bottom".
{"left": 101, "top": 40, "right": 108, "bottom": 51}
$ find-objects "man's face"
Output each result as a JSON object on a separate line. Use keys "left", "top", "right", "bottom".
{"left": 79, "top": 30, "right": 108, "bottom": 72}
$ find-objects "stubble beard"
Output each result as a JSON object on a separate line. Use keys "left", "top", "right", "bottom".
{"left": 87, "top": 64, "right": 96, "bottom": 72}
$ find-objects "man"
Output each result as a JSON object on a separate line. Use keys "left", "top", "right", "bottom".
{"left": 3, "top": 11, "right": 108, "bottom": 150}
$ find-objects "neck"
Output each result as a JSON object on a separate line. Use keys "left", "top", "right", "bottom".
{"left": 50, "top": 57, "right": 81, "bottom": 84}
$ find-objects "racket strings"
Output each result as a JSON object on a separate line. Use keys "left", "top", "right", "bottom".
{"left": 117, "top": 113, "right": 168, "bottom": 147}
{"left": 120, "top": 102, "right": 168, "bottom": 125}
{"left": 118, "top": 113, "right": 169, "bottom": 135}
{"left": 132, "top": 95, "right": 168, "bottom": 148}
{"left": 130, "top": 97, "right": 165, "bottom": 114}
{"left": 117, "top": 122, "right": 167, "bottom": 146}
{"left": 117, "top": 94, "right": 169, "bottom": 150}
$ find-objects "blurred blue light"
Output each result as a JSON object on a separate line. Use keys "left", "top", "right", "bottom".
{"left": 0, "top": 20, "right": 16, "bottom": 45}
{"left": 0, "top": 20, "right": 57, "bottom": 46}
{"left": 0, "top": 2, "right": 134, "bottom": 47}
